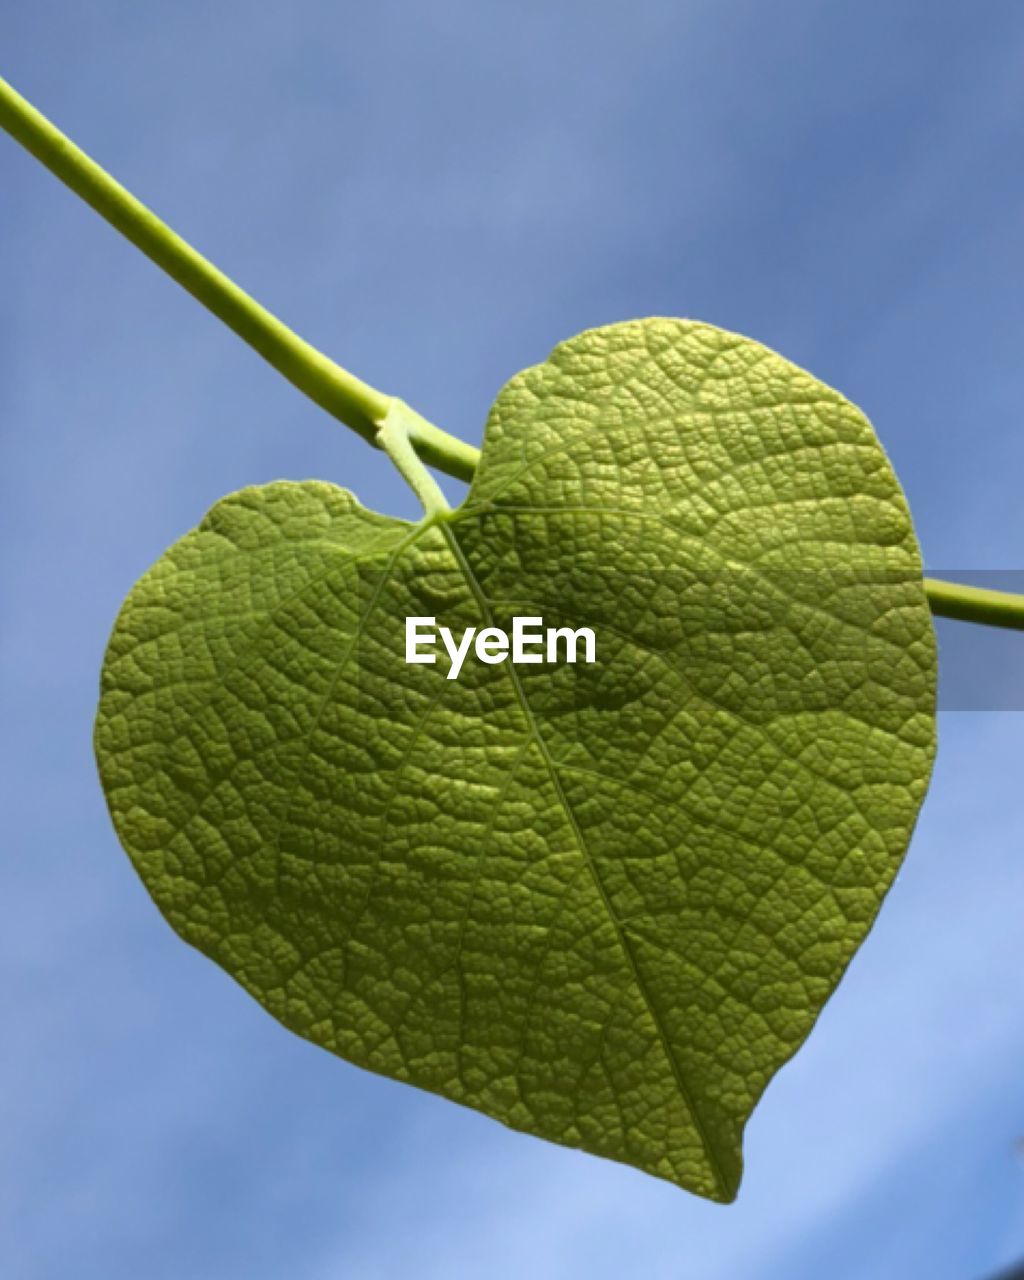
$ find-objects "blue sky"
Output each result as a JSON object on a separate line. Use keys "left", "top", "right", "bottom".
{"left": 2, "top": 2, "right": 1024, "bottom": 1277}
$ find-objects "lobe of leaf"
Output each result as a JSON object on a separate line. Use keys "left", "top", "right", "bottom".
{"left": 95, "top": 319, "right": 936, "bottom": 1200}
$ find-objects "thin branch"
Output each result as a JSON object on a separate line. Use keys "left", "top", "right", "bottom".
{"left": 0, "top": 72, "right": 477, "bottom": 482}
{"left": 4, "top": 74, "right": 1024, "bottom": 632}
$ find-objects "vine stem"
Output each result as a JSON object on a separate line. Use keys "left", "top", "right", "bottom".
{"left": 924, "top": 577, "right": 1024, "bottom": 631}
{"left": 376, "top": 400, "right": 451, "bottom": 518}
{"left": 2, "top": 74, "right": 1023, "bottom": 632}
{"left": 0, "top": 72, "right": 477, "bottom": 483}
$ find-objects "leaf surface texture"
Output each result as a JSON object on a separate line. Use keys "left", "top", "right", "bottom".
{"left": 96, "top": 320, "right": 936, "bottom": 1199}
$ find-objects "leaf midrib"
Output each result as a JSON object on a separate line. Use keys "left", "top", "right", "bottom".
{"left": 440, "top": 517, "right": 732, "bottom": 1198}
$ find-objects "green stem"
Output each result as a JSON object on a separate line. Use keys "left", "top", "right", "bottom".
{"left": 924, "top": 577, "right": 1024, "bottom": 631}
{"left": 3, "top": 75, "right": 1024, "bottom": 634}
{"left": 376, "top": 400, "right": 451, "bottom": 517}
{"left": 0, "top": 72, "right": 477, "bottom": 483}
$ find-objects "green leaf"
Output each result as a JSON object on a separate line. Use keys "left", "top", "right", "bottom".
{"left": 95, "top": 319, "right": 936, "bottom": 1200}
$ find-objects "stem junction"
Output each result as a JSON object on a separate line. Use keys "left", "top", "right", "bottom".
{"left": 1, "top": 73, "right": 1022, "bottom": 631}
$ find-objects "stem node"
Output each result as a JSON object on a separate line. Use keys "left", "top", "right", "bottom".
{"left": 3, "top": 74, "right": 1024, "bottom": 631}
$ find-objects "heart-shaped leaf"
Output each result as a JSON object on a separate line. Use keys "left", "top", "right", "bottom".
{"left": 95, "top": 319, "right": 936, "bottom": 1200}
